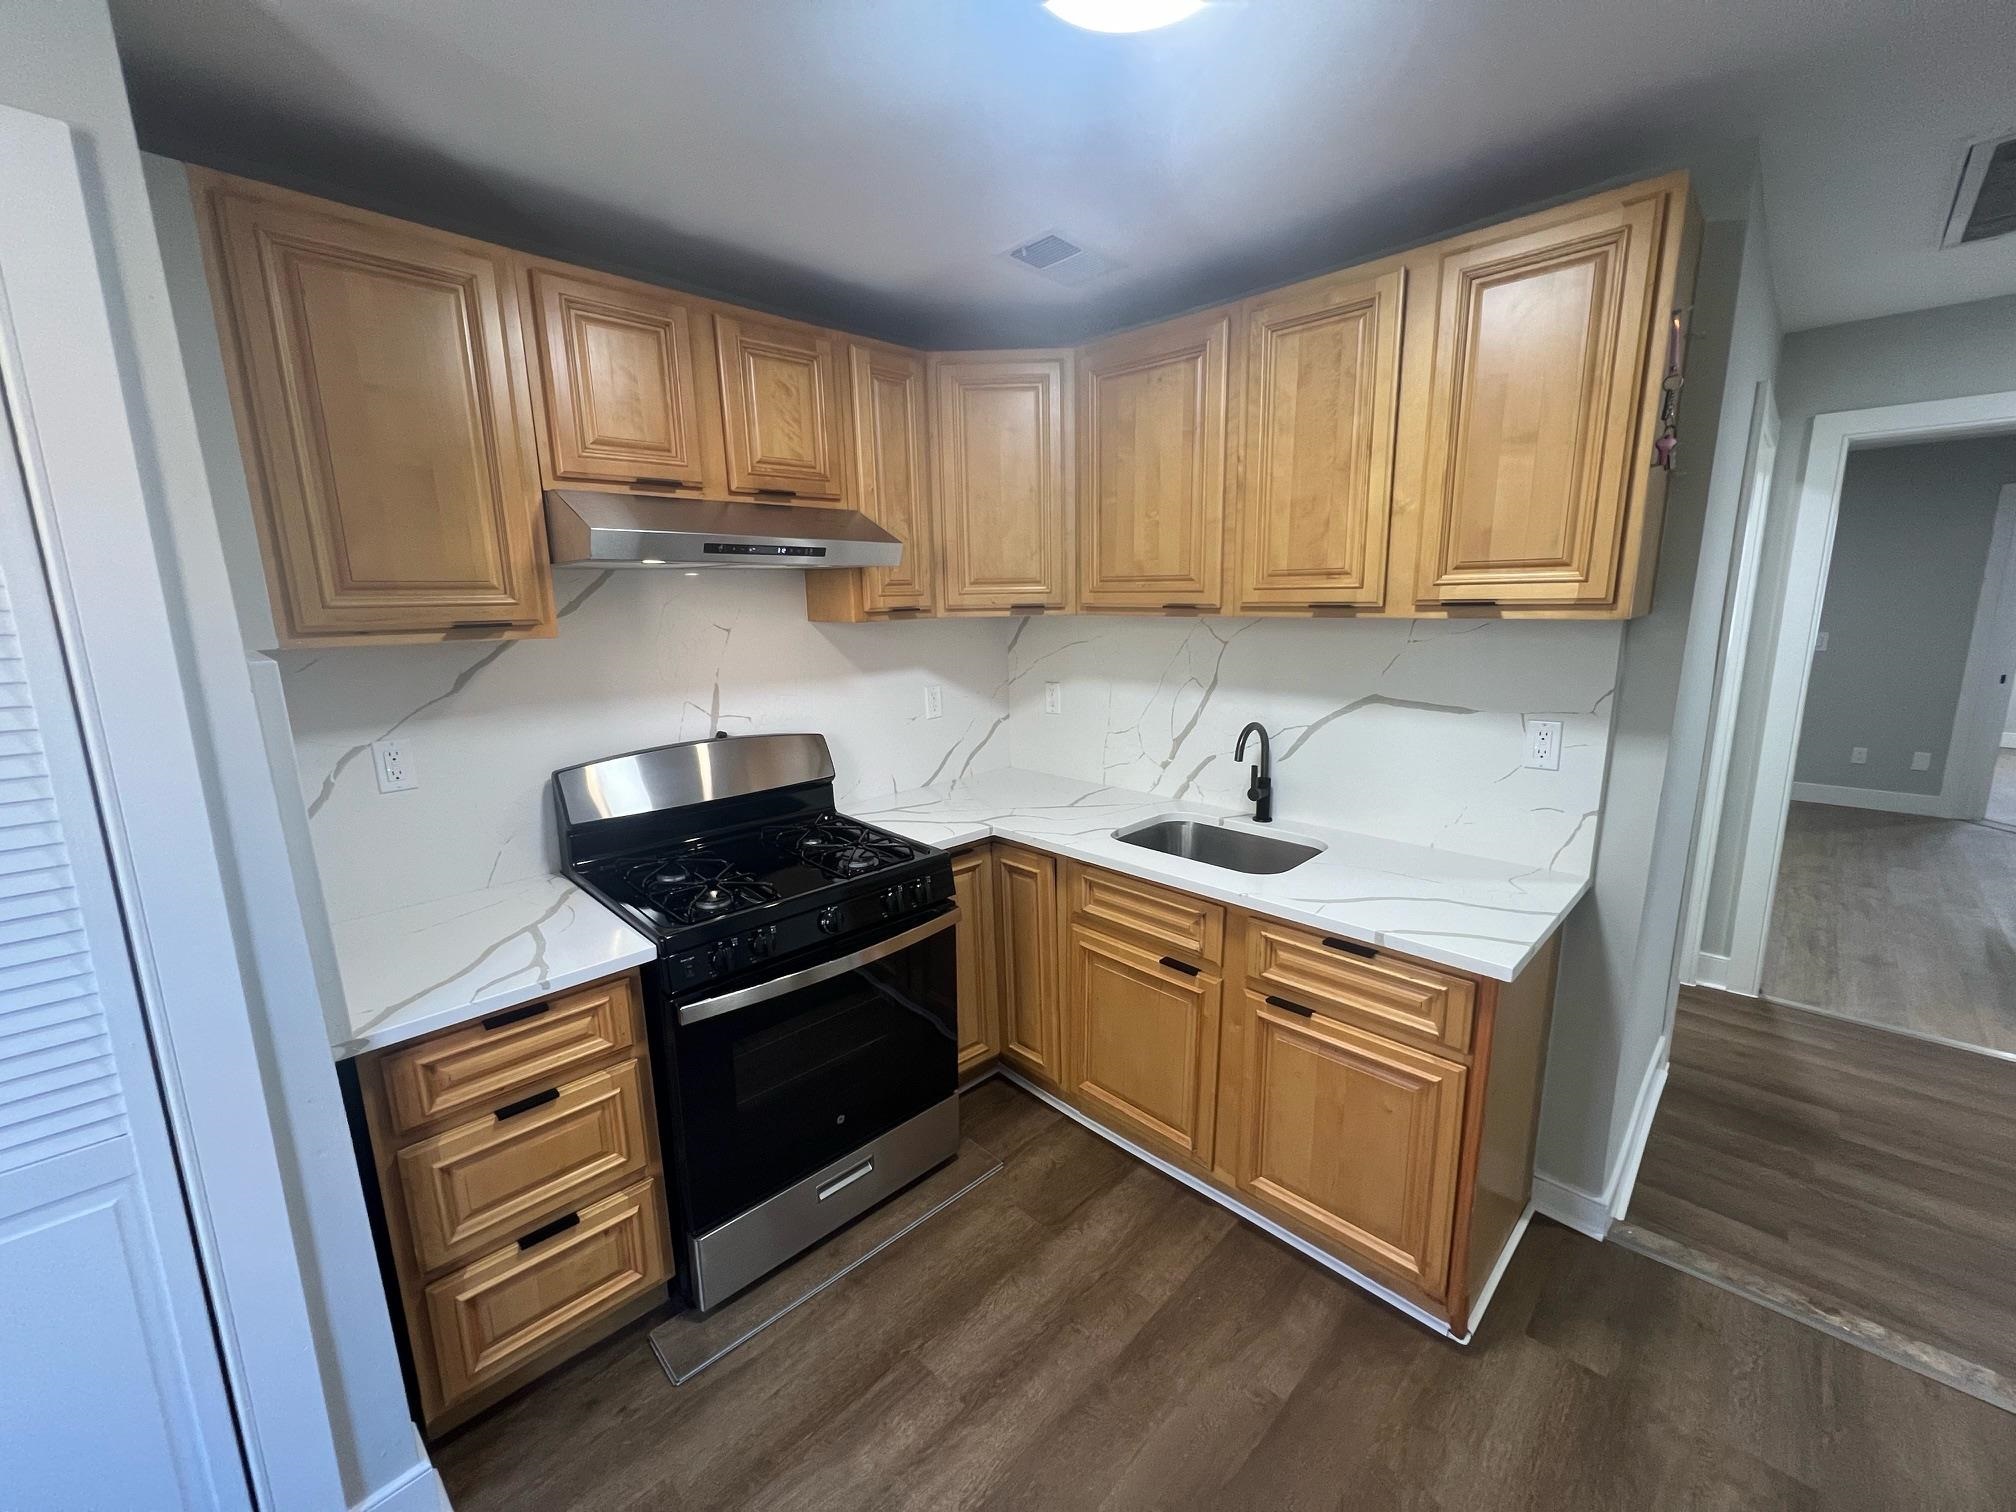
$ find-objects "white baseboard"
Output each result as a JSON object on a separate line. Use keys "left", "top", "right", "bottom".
{"left": 354, "top": 1462, "right": 450, "bottom": 1512}
{"left": 2002, "top": 731, "right": 2016, "bottom": 750}
{"left": 1531, "top": 1175, "right": 1610, "bottom": 1239}
{"left": 1789, "top": 780, "right": 1948, "bottom": 817}
{"left": 1690, "top": 951, "right": 1732, "bottom": 991}
{"left": 1531, "top": 1032, "right": 1671, "bottom": 1239}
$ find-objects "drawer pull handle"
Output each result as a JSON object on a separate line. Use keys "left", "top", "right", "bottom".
{"left": 753, "top": 488, "right": 799, "bottom": 500}
{"left": 494, "top": 1087, "right": 560, "bottom": 1121}
{"left": 451, "top": 620, "right": 521, "bottom": 630}
{"left": 818, "top": 1159, "right": 875, "bottom": 1201}
{"left": 480, "top": 1002, "right": 550, "bottom": 1031}
{"left": 1442, "top": 599, "right": 1498, "bottom": 608}
{"left": 517, "top": 1211, "right": 580, "bottom": 1251}
{"left": 1322, "top": 936, "right": 1378, "bottom": 959}
{"left": 1266, "top": 995, "right": 1315, "bottom": 1018}
{"left": 631, "top": 476, "right": 700, "bottom": 490}
{"left": 1158, "top": 955, "right": 1201, "bottom": 977}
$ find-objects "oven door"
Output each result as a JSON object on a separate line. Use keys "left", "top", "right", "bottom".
{"left": 667, "top": 906, "right": 958, "bottom": 1234}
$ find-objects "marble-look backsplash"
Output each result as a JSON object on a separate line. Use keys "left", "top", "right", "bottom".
{"left": 1003, "top": 615, "right": 1622, "bottom": 875}
{"left": 279, "top": 568, "right": 1014, "bottom": 921}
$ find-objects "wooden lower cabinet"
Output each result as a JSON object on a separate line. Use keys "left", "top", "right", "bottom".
{"left": 1224, "top": 990, "right": 1466, "bottom": 1298}
{"left": 951, "top": 846, "right": 1002, "bottom": 1076}
{"left": 1064, "top": 923, "right": 1221, "bottom": 1170}
{"left": 348, "top": 968, "right": 672, "bottom": 1437}
{"left": 993, "top": 842, "right": 1062, "bottom": 1086}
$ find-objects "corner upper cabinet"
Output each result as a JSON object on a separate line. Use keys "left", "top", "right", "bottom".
{"left": 1233, "top": 268, "right": 1404, "bottom": 611}
{"left": 932, "top": 352, "right": 1074, "bottom": 613}
{"left": 1411, "top": 175, "right": 1693, "bottom": 614}
{"left": 805, "top": 341, "right": 936, "bottom": 621}
{"left": 712, "top": 312, "right": 847, "bottom": 502}
{"left": 524, "top": 261, "right": 723, "bottom": 494}
{"left": 1077, "top": 310, "right": 1232, "bottom": 611}
{"left": 192, "top": 170, "right": 554, "bottom": 645}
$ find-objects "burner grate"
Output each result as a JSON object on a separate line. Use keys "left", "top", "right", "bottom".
{"left": 765, "top": 812, "right": 918, "bottom": 881}
{"left": 620, "top": 850, "right": 779, "bottom": 925}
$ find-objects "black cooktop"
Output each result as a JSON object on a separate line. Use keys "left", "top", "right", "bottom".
{"left": 578, "top": 810, "right": 933, "bottom": 936}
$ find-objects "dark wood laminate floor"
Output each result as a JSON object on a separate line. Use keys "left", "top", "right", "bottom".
{"left": 439, "top": 1077, "right": 2016, "bottom": 1511}
{"left": 1626, "top": 987, "right": 2016, "bottom": 1408}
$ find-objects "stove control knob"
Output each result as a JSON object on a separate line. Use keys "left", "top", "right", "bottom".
{"left": 905, "top": 879, "right": 928, "bottom": 909}
{"left": 748, "top": 924, "right": 777, "bottom": 958}
{"left": 882, "top": 887, "right": 902, "bottom": 916}
{"left": 708, "top": 940, "right": 737, "bottom": 972}
{"left": 818, "top": 906, "right": 844, "bottom": 935}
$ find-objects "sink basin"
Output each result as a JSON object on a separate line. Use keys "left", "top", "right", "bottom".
{"left": 1113, "top": 818, "right": 1324, "bottom": 875}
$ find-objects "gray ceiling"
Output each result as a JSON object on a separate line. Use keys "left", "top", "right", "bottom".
{"left": 110, "top": 0, "right": 2016, "bottom": 346}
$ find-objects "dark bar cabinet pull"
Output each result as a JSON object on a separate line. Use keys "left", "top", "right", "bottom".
{"left": 753, "top": 488, "right": 798, "bottom": 500}
{"left": 631, "top": 475, "right": 700, "bottom": 490}
{"left": 1158, "top": 955, "right": 1202, "bottom": 977}
{"left": 1323, "top": 936, "right": 1378, "bottom": 959}
{"left": 493, "top": 1087, "right": 560, "bottom": 1121}
{"left": 1265, "top": 995, "right": 1315, "bottom": 1017}
{"left": 480, "top": 1001, "right": 550, "bottom": 1032}
{"left": 516, "top": 1212, "right": 581, "bottom": 1251}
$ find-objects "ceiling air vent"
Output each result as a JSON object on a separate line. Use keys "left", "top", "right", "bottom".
{"left": 1942, "top": 133, "right": 2016, "bottom": 248}
{"left": 1004, "top": 230, "right": 1120, "bottom": 287}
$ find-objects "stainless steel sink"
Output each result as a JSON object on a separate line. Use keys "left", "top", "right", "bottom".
{"left": 1113, "top": 818, "right": 1323, "bottom": 875}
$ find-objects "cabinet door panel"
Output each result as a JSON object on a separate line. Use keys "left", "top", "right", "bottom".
{"left": 201, "top": 175, "right": 550, "bottom": 639}
{"left": 1236, "top": 269, "right": 1403, "bottom": 608}
{"left": 994, "top": 843, "right": 1060, "bottom": 1084}
{"left": 1078, "top": 311, "right": 1230, "bottom": 609}
{"left": 934, "top": 355, "right": 1072, "bottom": 611}
{"left": 849, "top": 343, "right": 935, "bottom": 612}
{"left": 714, "top": 313, "right": 845, "bottom": 499}
{"left": 1066, "top": 926, "right": 1220, "bottom": 1168}
{"left": 952, "top": 847, "right": 1000, "bottom": 1076}
{"left": 529, "top": 267, "right": 712, "bottom": 489}
{"left": 1417, "top": 193, "right": 1667, "bottom": 608}
{"left": 1234, "top": 992, "right": 1466, "bottom": 1297}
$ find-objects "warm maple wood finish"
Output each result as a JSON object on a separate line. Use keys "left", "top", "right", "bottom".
{"left": 1067, "top": 862, "right": 1224, "bottom": 966}
{"left": 379, "top": 974, "right": 641, "bottom": 1137}
{"left": 1064, "top": 923, "right": 1222, "bottom": 1169}
{"left": 1076, "top": 309, "right": 1233, "bottom": 610}
{"left": 1245, "top": 917, "right": 1476, "bottom": 1055}
{"left": 1229, "top": 989, "right": 1468, "bottom": 1296}
{"left": 1413, "top": 178, "right": 1684, "bottom": 611}
{"left": 803, "top": 341, "right": 936, "bottom": 621}
{"left": 192, "top": 169, "right": 553, "bottom": 644}
{"left": 1234, "top": 266, "right": 1405, "bottom": 610}
{"left": 713, "top": 311, "right": 847, "bottom": 501}
{"left": 993, "top": 842, "right": 1062, "bottom": 1085}
{"left": 395, "top": 1061, "right": 653, "bottom": 1272}
{"left": 524, "top": 261, "right": 720, "bottom": 493}
{"left": 932, "top": 352, "right": 1074, "bottom": 613}
{"left": 951, "top": 845, "right": 1001, "bottom": 1077}
{"left": 423, "top": 1178, "right": 670, "bottom": 1405}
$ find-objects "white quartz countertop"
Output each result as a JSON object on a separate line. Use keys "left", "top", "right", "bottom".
{"left": 331, "top": 873, "right": 657, "bottom": 1058}
{"left": 854, "top": 768, "right": 1590, "bottom": 982}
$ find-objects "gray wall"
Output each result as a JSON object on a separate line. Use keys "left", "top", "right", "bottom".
{"left": 1535, "top": 175, "right": 1784, "bottom": 1209}
{"left": 1795, "top": 438, "right": 2016, "bottom": 794}
{"left": 1702, "top": 294, "right": 2016, "bottom": 959}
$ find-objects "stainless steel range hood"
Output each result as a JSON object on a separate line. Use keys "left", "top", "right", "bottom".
{"left": 545, "top": 489, "right": 902, "bottom": 569}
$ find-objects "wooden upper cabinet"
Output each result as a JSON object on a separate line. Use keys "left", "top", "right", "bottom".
{"left": 193, "top": 171, "right": 553, "bottom": 644}
{"left": 1414, "top": 180, "right": 1682, "bottom": 611}
{"left": 933, "top": 352, "right": 1073, "bottom": 613}
{"left": 713, "top": 312, "right": 847, "bottom": 501}
{"left": 1077, "top": 310, "right": 1231, "bottom": 610}
{"left": 1235, "top": 269, "right": 1404, "bottom": 610}
{"left": 525, "top": 262, "right": 720, "bottom": 493}
{"left": 846, "top": 341, "right": 935, "bottom": 612}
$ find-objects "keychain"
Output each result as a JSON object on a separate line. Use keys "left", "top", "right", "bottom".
{"left": 1653, "top": 308, "right": 1687, "bottom": 470}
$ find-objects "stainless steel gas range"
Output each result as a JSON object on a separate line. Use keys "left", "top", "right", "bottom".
{"left": 552, "top": 733, "right": 958, "bottom": 1310}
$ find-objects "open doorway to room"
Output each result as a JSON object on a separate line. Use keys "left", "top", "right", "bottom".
{"left": 1760, "top": 437, "right": 2016, "bottom": 1051}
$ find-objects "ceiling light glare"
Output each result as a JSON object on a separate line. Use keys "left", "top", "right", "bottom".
{"left": 1042, "top": 0, "right": 1207, "bottom": 34}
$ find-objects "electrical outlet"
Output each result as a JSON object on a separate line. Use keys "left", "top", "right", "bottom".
{"left": 1816, "top": 630, "right": 1829, "bottom": 652}
{"left": 1850, "top": 746, "right": 1868, "bottom": 765}
{"left": 1044, "top": 681, "right": 1063, "bottom": 715}
{"left": 1912, "top": 750, "right": 1932, "bottom": 771}
{"left": 1525, "top": 719, "right": 1563, "bottom": 771}
{"left": 923, "top": 684, "right": 943, "bottom": 720}
{"left": 372, "top": 738, "right": 417, "bottom": 793}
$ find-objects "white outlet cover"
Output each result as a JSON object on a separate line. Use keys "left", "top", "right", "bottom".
{"left": 1524, "top": 719, "right": 1562, "bottom": 771}
{"left": 371, "top": 737, "right": 417, "bottom": 793}
{"left": 923, "top": 684, "right": 944, "bottom": 720}
{"left": 1044, "top": 681, "right": 1063, "bottom": 715}
{"left": 1911, "top": 750, "right": 1933, "bottom": 770}
{"left": 1850, "top": 746, "right": 1868, "bottom": 765}
{"left": 1816, "top": 630, "right": 1829, "bottom": 652}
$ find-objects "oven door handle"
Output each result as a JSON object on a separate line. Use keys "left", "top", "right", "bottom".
{"left": 676, "top": 906, "right": 962, "bottom": 1026}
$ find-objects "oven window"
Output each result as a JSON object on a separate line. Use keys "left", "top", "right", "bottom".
{"left": 671, "top": 919, "right": 957, "bottom": 1233}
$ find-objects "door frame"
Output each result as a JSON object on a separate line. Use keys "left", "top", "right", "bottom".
{"left": 0, "top": 103, "right": 351, "bottom": 1507}
{"left": 1944, "top": 484, "right": 2016, "bottom": 822}
{"left": 1715, "top": 389, "right": 2016, "bottom": 995}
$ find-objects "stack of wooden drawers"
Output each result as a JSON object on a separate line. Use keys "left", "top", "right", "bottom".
{"left": 350, "top": 970, "right": 672, "bottom": 1436}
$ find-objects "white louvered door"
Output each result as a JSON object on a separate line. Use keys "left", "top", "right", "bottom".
{"left": 0, "top": 405, "right": 249, "bottom": 1505}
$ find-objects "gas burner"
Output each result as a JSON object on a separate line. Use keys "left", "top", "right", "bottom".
{"left": 620, "top": 850, "right": 778, "bottom": 925}
{"left": 766, "top": 812, "right": 917, "bottom": 881}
